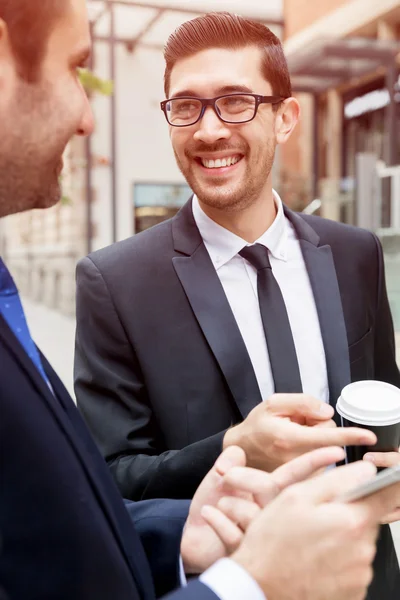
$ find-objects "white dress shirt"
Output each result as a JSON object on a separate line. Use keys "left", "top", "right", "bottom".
{"left": 200, "top": 558, "right": 266, "bottom": 600}
{"left": 182, "top": 192, "right": 329, "bottom": 600}
{"left": 180, "top": 557, "right": 266, "bottom": 600}
{"left": 192, "top": 192, "right": 329, "bottom": 404}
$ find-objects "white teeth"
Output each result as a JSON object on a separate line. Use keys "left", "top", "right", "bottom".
{"left": 201, "top": 156, "right": 241, "bottom": 169}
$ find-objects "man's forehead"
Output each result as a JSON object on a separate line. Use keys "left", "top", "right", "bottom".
{"left": 169, "top": 47, "right": 268, "bottom": 97}
{"left": 48, "top": 0, "right": 91, "bottom": 57}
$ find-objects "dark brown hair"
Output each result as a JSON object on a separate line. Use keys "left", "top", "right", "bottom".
{"left": 163, "top": 12, "right": 292, "bottom": 99}
{"left": 0, "top": 0, "right": 66, "bottom": 82}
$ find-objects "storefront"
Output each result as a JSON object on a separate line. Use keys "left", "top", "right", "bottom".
{"left": 342, "top": 72, "right": 400, "bottom": 226}
{"left": 286, "top": 37, "right": 400, "bottom": 222}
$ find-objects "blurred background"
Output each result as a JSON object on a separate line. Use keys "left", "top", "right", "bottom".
{"left": 0, "top": 0, "right": 399, "bottom": 324}
{"left": 1, "top": 0, "right": 399, "bottom": 554}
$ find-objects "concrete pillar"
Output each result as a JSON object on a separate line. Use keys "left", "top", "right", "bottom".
{"left": 326, "top": 90, "right": 342, "bottom": 181}
{"left": 320, "top": 178, "right": 341, "bottom": 222}
{"left": 320, "top": 90, "right": 343, "bottom": 221}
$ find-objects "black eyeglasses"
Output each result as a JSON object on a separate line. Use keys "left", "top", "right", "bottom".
{"left": 160, "top": 93, "right": 286, "bottom": 127}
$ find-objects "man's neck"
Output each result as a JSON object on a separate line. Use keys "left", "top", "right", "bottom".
{"left": 198, "top": 190, "right": 277, "bottom": 243}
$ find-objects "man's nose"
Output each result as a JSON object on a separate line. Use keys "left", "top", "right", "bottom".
{"left": 193, "top": 106, "right": 231, "bottom": 144}
{"left": 76, "top": 95, "right": 95, "bottom": 137}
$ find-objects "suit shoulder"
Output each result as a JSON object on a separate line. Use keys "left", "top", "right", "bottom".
{"left": 301, "top": 214, "right": 378, "bottom": 246}
{"left": 80, "top": 218, "right": 174, "bottom": 272}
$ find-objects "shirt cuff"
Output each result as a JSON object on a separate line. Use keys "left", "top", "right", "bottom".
{"left": 179, "top": 556, "right": 187, "bottom": 587}
{"left": 199, "top": 558, "right": 266, "bottom": 600}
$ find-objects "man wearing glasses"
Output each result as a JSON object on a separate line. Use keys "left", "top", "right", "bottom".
{"left": 75, "top": 13, "right": 400, "bottom": 599}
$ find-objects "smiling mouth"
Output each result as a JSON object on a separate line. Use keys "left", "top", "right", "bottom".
{"left": 196, "top": 155, "right": 243, "bottom": 170}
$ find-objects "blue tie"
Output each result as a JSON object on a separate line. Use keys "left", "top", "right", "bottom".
{"left": 0, "top": 258, "right": 50, "bottom": 386}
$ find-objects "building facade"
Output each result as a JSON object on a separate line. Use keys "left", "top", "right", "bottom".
{"left": 283, "top": 0, "right": 400, "bottom": 221}
{"left": 282, "top": 0, "right": 400, "bottom": 330}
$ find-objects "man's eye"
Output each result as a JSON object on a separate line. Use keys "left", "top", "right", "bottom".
{"left": 175, "top": 102, "right": 196, "bottom": 112}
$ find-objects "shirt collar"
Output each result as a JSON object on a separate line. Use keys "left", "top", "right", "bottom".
{"left": 192, "top": 190, "right": 288, "bottom": 270}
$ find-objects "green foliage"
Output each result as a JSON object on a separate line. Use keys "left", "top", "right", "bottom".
{"left": 78, "top": 68, "right": 113, "bottom": 96}
{"left": 60, "top": 194, "right": 72, "bottom": 206}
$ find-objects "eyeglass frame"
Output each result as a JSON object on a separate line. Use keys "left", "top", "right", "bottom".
{"left": 160, "top": 93, "right": 287, "bottom": 127}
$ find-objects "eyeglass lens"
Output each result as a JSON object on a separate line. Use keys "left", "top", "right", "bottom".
{"left": 166, "top": 94, "right": 257, "bottom": 126}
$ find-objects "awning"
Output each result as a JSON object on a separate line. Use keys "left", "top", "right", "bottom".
{"left": 87, "top": 0, "right": 284, "bottom": 50}
{"left": 287, "top": 37, "right": 400, "bottom": 94}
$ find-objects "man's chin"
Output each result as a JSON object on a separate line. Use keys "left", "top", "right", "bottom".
{"left": 192, "top": 184, "right": 247, "bottom": 211}
{"left": 32, "top": 182, "right": 62, "bottom": 211}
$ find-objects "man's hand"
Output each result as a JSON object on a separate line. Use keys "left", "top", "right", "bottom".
{"left": 227, "top": 461, "right": 400, "bottom": 600}
{"left": 223, "top": 393, "right": 377, "bottom": 472}
{"left": 181, "top": 446, "right": 247, "bottom": 575}
{"left": 201, "top": 446, "right": 346, "bottom": 536}
{"left": 364, "top": 448, "right": 400, "bottom": 523}
{"left": 181, "top": 445, "right": 345, "bottom": 575}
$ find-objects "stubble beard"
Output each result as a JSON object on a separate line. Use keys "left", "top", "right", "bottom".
{"left": 174, "top": 140, "right": 276, "bottom": 214}
{"left": 0, "top": 81, "right": 64, "bottom": 219}
{"left": 0, "top": 151, "right": 62, "bottom": 218}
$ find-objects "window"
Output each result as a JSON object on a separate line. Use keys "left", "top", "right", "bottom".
{"left": 133, "top": 182, "right": 192, "bottom": 233}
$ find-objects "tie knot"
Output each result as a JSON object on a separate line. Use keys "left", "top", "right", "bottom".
{"left": 239, "top": 244, "right": 271, "bottom": 271}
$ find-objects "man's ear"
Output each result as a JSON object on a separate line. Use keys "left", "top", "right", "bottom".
{"left": 275, "top": 97, "right": 301, "bottom": 145}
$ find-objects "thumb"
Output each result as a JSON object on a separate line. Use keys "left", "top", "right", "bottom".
{"left": 215, "top": 446, "right": 247, "bottom": 476}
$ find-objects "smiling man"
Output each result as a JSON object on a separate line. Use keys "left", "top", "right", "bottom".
{"left": 162, "top": 47, "right": 286, "bottom": 227}
{"left": 75, "top": 13, "right": 400, "bottom": 600}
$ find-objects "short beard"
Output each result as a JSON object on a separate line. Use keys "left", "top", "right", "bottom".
{"left": 0, "top": 79, "right": 63, "bottom": 218}
{"left": 174, "top": 139, "right": 276, "bottom": 214}
{"left": 0, "top": 158, "right": 62, "bottom": 218}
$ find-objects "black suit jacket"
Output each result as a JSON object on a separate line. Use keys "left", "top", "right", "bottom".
{"left": 0, "top": 314, "right": 217, "bottom": 600}
{"left": 75, "top": 200, "right": 400, "bottom": 599}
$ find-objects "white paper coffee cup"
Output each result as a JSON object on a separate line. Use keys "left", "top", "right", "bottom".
{"left": 336, "top": 380, "right": 400, "bottom": 463}
{"left": 337, "top": 380, "right": 400, "bottom": 427}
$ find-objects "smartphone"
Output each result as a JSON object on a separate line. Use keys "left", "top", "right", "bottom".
{"left": 337, "top": 465, "right": 400, "bottom": 503}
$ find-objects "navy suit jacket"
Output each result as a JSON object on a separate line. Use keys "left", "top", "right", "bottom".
{"left": 0, "top": 314, "right": 218, "bottom": 600}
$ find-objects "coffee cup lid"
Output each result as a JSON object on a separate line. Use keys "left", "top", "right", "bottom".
{"left": 336, "top": 380, "right": 400, "bottom": 426}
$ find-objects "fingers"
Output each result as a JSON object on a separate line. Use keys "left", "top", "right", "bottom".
{"left": 272, "top": 419, "right": 377, "bottom": 453}
{"left": 380, "top": 508, "right": 400, "bottom": 524}
{"left": 222, "top": 467, "right": 280, "bottom": 506}
{"left": 296, "top": 460, "right": 377, "bottom": 504}
{"left": 222, "top": 447, "right": 346, "bottom": 507}
{"left": 360, "top": 481, "right": 400, "bottom": 523}
{"left": 217, "top": 497, "right": 261, "bottom": 530}
{"left": 214, "top": 446, "right": 247, "bottom": 476}
{"left": 363, "top": 451, "right": 400, "bottom": 469}
{"left": 266, "top": 393, "right": 334, "bottom": 421}
{"left": 200, "top": 505, "right": 244, "bottom": 554}
{"left": 271, "top": 446, "right": 346, "bottom": 494}
{"left": 309, "top": 419, "right": 337, "bottom": 429}
{"left": 362, "top": 452, "right": 400, "bottom": 522}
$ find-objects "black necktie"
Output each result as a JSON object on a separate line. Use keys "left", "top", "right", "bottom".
{"left": 239, "top": 244, "right": 303, "bottom": 393}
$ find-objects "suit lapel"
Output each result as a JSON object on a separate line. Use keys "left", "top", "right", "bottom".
{"left": 171, "top": 200, "right": 351, "bottom": 420}
{"left": 0, "top": 316, "right": 154, "bottom": 597}
{"left": 172, "top": 200, "right": 262, "bottom": 418}
{"left": 41, "top": 355, "right": 155, "bottom": 598}
{"left": 0, "top": 314, "right": 55, "bottom": 404}
{"left": 285, "top": 209, "right": 351, "bottom": 421}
